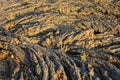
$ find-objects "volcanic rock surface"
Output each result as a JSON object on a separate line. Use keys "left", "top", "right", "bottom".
{"left": 0, "top": 0, "right": 120, "bottom": 80}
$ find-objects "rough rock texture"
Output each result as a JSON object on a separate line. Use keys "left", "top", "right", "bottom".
{"left": 0, "top": 0, "right": 120, "bottom": 80}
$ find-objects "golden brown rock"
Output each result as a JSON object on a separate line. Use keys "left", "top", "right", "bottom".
{"left": 0, "top": 0, "right": 120, "bottom": 80}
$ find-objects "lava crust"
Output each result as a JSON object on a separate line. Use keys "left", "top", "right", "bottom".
{"left": 0, "top": 0, "right": 120, "bottom": 80}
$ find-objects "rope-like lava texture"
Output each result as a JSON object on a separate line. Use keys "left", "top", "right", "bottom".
{"left": 0, "top": 0, "right": 120, "bottom": 80}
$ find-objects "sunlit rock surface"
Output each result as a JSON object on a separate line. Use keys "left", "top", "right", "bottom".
{"left": 0, "top": 0, "right": 120, "bottom": 80}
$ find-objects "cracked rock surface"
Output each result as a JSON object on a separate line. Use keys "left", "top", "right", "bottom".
{"left": 0, "top": 0, "right": 120, "bottom": 80}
